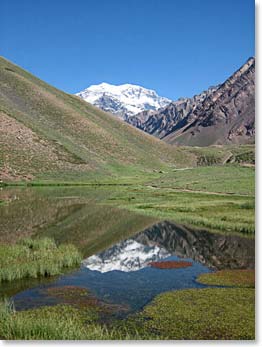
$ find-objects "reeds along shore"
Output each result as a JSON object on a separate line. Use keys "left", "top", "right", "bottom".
{"left": 0, "top": 237, "right": 81, "bottom": 282}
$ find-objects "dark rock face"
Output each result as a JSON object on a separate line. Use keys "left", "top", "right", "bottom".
{"left": 126, "top": 58, "right": 255, "bottom": 146}
{"left": 135, "top": 221, "right": 255, "bottom": 270}
{"left": 126, "top": 86, "right": 218, "bottom": 139}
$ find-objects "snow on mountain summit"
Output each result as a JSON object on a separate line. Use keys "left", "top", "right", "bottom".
{"left": 82, "top": 239, "right": 171, "bottom": 273}
{"left": 76, "top": 82, "right": 172, "bottom": 118}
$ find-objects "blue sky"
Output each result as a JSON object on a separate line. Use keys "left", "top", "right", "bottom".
{"left": 1, "top": 0, "right": 254, "bottom": 100}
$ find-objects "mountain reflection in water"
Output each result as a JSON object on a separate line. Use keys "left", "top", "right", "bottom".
{"left": 83, "top": 239, "right": 171, "bottom": 272}
{"left": 83, "top": 221, "right": 254, "bottom": 272}
{"left": 12, "top": 221, "right": 254, "bottom": 313}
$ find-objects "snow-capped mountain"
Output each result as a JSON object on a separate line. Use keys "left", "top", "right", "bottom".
{"left": 76, "top": 82, "right": 172, "bottom": 118}
{"left": 82, "top": 239, "right": 171, "bottom": 273}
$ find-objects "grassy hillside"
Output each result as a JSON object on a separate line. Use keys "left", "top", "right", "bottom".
{"left": 0, "top": 56, "right": 197, "bottom": 183}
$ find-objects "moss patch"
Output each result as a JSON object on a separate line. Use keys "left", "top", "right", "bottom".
{"left": 197, "top": 269, "right": 255, "bottom": 288}
{"left": 119, "top": 288, "right": 255, "bottom": 340}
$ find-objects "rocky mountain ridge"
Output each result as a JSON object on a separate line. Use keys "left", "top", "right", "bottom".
{"left": 127, "top": 57, "right": 255, "bottom": 146}
{"left": 126, "top": 86, "right": 218, "bottom": 139}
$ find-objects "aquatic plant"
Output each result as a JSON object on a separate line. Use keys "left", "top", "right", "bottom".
{"left": 149, "top": 260, "right": 192, "bottom": 269}
{"left": 0, "top": 237, "right": 81, "bottom": 282}
{"left": 46, "top": 285, "right": 130, "bottom": 316}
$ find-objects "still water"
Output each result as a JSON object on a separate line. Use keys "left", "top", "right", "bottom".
{"left": 0, "top": 187, "right": 255, "bottom": 314}
{"left": 12, "top": 221, "right": 254, "bottom": 313}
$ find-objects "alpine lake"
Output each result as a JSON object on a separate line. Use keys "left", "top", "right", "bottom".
{"left": 0, "top": 185, "right": 255, "bottom": 340}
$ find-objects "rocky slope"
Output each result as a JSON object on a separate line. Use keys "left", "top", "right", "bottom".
{"left": 127, "top": 57, "right": 255, "bottom": 146}
{"left": 126, "top": 86, "right": 218, "bottom": 138}
{"left": 76, "top": 82, "right": 171, "bottom": 118}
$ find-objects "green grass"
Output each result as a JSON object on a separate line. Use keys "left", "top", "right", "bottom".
{"left": 197, "top": 269, "right": 255, "bottom": 288}
{"left": 0, "top": 301, "right": 155, "bottom": 340}
{"left": 0, "top": 302, "right": 107, "bottom": 340}
{"left": 106, "top": 187, "right": 255, "bottom": 234}
{"left": 149, "top": 165, "right": 255, "bottom": 195}
{"left": 96, "top": 164, "right": 254, "bottom": 235}
{"left": 181, "top": 144, "right": 255, "bottom": 166}
{"left": 0, "top": 237, "right": 81, "bottom": 282}
{"left": 119, "top": 288, "right": 255, "bottom": 340}
{"left": 0, "top": 286, "right": 255, "bottom": 340}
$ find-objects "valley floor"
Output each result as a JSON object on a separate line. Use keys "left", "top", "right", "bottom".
{"left": 0, "top": 158, "right": 255, "bottom": 340}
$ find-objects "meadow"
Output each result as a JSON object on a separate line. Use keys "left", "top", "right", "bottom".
{"left": 104, "top": 164, "right": 255, "bottom": 235}
{"left": 0, "top": 149, "right": 255, "bottom": 340}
